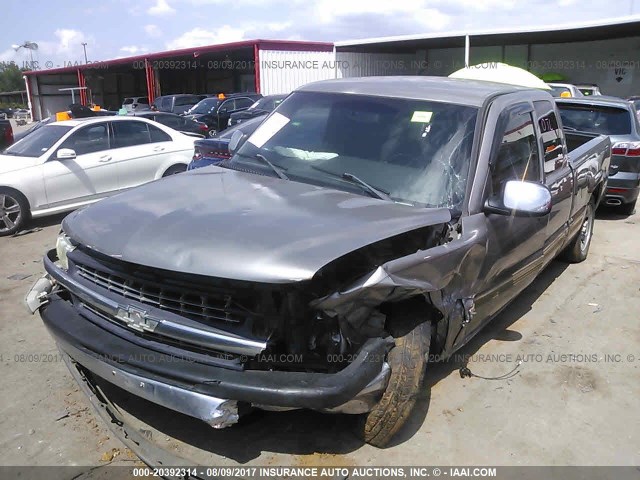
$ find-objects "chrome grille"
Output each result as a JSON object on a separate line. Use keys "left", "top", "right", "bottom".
{"left": 75, "top": 263, "right": 247, "bottom": 324}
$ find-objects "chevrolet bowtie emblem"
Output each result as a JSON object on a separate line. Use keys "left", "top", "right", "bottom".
{"left": 115, "top": 306, "right": 159, "bottom": 333}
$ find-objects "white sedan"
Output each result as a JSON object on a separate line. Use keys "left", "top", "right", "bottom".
{"left": 0, "top": 116, "right": 196, "bottom": 236}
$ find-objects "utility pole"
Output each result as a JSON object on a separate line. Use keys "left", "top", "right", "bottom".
{"left": 81, "top": 42, "right": 88, "bottom": 63}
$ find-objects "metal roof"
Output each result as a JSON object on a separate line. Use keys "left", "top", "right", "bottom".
{"left": 24, "top": 39, "right": 334, "bottom": 76}
{"left": 297, "top": 76, "right": 542, "bottom": 107}
{"left": 335, "top": 15, "right": 640, "bottom": 50}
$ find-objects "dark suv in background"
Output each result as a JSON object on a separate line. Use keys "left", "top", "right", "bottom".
{"left": 152, "top": 94, "right": 206, "bottom": 115}
{"left": 185, "top": 93, "right": 262, "bottom": 136}
{"left": 557, "top": 95, "right": 640, "bottom": 214}
{"left": 228, "top": 94, "right": 287, "bottom": 127}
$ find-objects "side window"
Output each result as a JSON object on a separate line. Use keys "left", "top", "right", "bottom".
{"left": 158, "top": 115, "right": 182, "bottom": 129}
{"left": 491, "top": 110, "right": 541, "bottom": 194}
{"left": 111, "top": 121, "right": 151, "bottom": 148}
{"left": 220, "top": 99, "right": 235, "bottom": 112}
{"left": 59, "top": 123, "right": 109, "bottom": 156}
{"left": 148, "top": 124, "right": 172, "bottom": 142}
{"left": 235, "top": 97, "right": 255, "bottom": 109}
{"left": 160, "top": 97, "right": 171, "bottom": 111}
{"left": 534, "top": 100, "right": 566, "bottom": 173}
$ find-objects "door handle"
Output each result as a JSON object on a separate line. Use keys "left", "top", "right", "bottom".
{"left": 153, "top": 146, "right": 165, "bottom": 152}
{"left": 99, "top": 155, "right": 112, "bottom": 162}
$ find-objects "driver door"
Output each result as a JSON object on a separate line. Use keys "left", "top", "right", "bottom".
{"left": 470, "top": 104, "right": 549, "bottom": 330}
{"left": 42, "top": 122, "right": 120, "bottom": 208}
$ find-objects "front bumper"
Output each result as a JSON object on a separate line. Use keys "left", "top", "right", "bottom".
{"left": 28, "top": 257, "right": 392, "bottom": 429}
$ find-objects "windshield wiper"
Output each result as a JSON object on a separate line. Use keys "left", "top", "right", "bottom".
{"left": 309, "top": 165, "right": 391, "bottom": 200}
{"left": 341, "top": 173, "right": 391, "bottom": 201}
{"left": 254, "top": 153, "right": 289, "bottom": 180}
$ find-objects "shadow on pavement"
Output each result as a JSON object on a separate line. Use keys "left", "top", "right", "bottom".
{"left": 595, "top": 205, "right": 635, "bottom": 221}
{"left": 11, "top": 212, "right": 68, "bottom": 237}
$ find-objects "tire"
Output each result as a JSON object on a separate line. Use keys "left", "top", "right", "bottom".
{"left": 620, "top": 198, "right": 637, "bottom": 216}
{"left": 359, "top": 321, "right": 431, "bottom": 448}
{"left": 162, "top": 164, "right": 187, "bottom": 177}
{"left": 0, "top": 188, "right": 30, "bottom": 237}
{"left": 208, "top": 129, "right": 217, "bottom": 138}
{"left": 560, "top": 199, "right": 595, "bottom": 263}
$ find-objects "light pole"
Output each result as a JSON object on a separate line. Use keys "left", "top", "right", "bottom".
{"left": 81, "top": 42, "right": 88, "bottom": 63}
{"left": 12, "top": 41, "right": 38, "bottom": 66}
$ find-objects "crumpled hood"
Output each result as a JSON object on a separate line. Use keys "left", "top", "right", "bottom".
{"left": 63, "top": 169, "right": 451, "bottom": 283}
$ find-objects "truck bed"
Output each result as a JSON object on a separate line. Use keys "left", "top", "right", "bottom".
{"left": 564, "top": 130, "right": 602, "bottom": 153}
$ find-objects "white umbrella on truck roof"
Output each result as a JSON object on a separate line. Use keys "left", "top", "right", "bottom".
{"left": 449, "top": 62, "right": 551, "bottom": 90}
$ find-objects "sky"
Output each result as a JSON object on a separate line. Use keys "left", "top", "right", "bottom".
{"left": 0, "top": 0, "right": 638, "bottom": 68}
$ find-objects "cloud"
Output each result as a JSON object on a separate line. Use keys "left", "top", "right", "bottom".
{"left": 144, "top": 24, "right": 162, "bottom": 37}
{"left": 166, "top": 26, "right": 246, "bottom": 50}
{"left": 148, "top": 0, "right": 176, "bottom": 16}
{"left": 309, "top": 0, "right": 454, "bottom": 33}
{"left": 120, "top": 46, "right": 149, "bottom": 54}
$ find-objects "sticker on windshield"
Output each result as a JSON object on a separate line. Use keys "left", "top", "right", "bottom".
{"left": 248, "top": 112, "right": 290, "bottom": 148}
{"left": 411, "top": 111, "right": 433, "bottom": 123}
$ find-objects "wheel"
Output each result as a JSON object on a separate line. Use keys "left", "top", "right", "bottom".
{"left": 620, "top": 198, "right": 637, "bottom": 216}
{"left": 0, "top": 188, "right": 30, "bottom": 237}
{"left": 162, "top": 165, "right": 187, "bottom": 177}
{"left": 359, "top": 320, "right": 431, "bottom": 448}
{"left": 208, "top": 129, "right": 217, "bottom": 138}
{"left": 560, "top": 199, "right": 595, "bottom": 263}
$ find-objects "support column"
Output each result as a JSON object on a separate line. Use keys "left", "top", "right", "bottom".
{"left": 145, "top": 59, "right": 159, "bottom": 105}
{"left": 254, "top": 44, "right": 261, "bottom": 93}
{"left": 76, "top": 69, "right": 87, "bottom": 105}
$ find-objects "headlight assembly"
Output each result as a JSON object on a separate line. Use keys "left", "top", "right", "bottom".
{"left": 55, "top": 233, "right": 76, "bottom": 270}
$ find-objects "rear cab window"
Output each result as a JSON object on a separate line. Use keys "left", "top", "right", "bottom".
{"left": 534, "top": 100, "right": 566, "bottom": 173}
{"left": 557, "top": 103, "right": 632, "bottom": 136}
{"left": 175, "top": 96, "right": 202, "bottom": 107}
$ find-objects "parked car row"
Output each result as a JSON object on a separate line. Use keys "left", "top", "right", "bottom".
{"left": 120, "top": 92, "right": 276, "bottom": 138}
{"left": 183, "top": 93, "right": 262, "bottom": 136}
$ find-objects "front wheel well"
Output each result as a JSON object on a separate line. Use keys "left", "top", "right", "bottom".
{"left": 381, "top": 295, "right": 442, "bottom": 340}
{"left": 161, "top": 163, "right": 187, "bottom": 177}
{"left": 0, "top": 186, "right": 30, "bottom": 211}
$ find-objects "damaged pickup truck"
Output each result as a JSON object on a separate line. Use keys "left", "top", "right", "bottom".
{"left": 27, "top": 77, "right": 610, "bottom": 450}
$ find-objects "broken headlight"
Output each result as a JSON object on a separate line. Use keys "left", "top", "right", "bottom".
{"left": 55, "top": 232, "right": 76, "bottom": 271}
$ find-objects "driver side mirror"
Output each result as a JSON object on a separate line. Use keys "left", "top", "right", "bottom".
{"left": 484, "top": 180, "right": 552, "bottom": 217}
{"left": 228, "top": 130, "right": 245, "bottom": 154}
{"left": 56, "top": 148, "right": 77, "bottom": 160}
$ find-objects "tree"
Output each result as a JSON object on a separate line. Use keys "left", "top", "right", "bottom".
{"left": 0, "top": 63, "right": 27, "bottom": 92}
